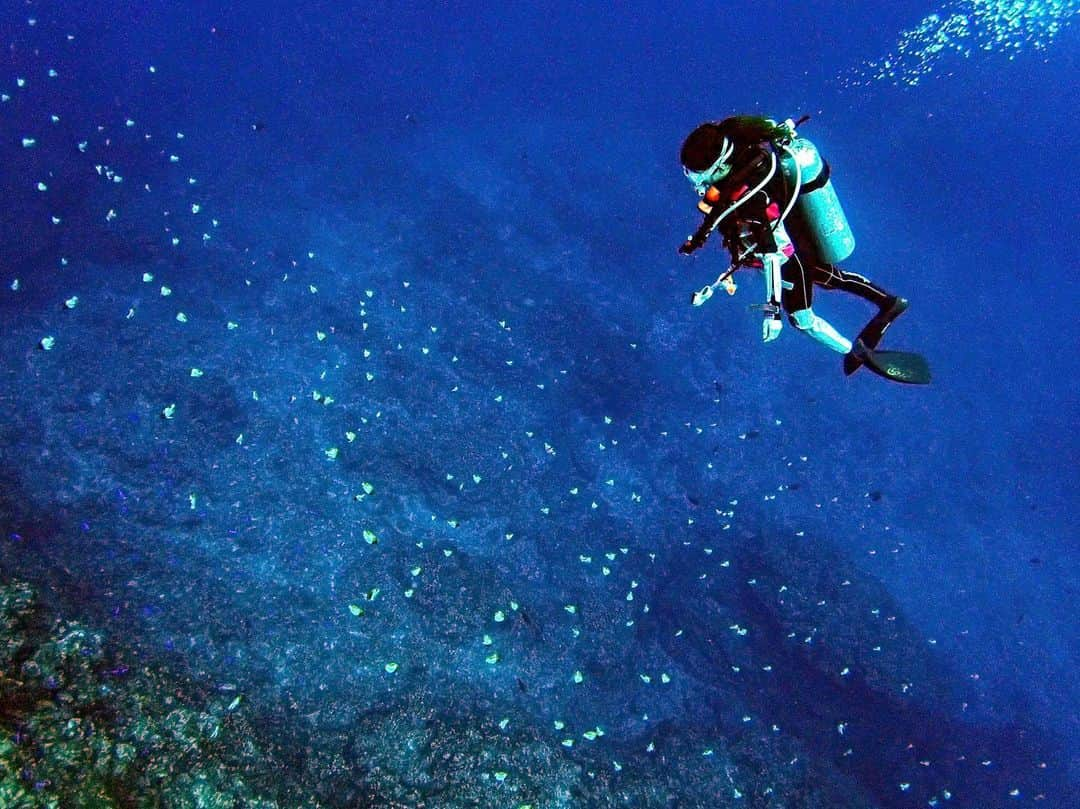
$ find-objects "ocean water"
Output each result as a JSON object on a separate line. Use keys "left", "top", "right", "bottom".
{"left": 0, "top": 1, "right": 1077, "bottom": 806}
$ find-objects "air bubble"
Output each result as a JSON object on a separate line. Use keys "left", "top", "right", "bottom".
{"left": 840, "top": 1, "right": 1078, "bottom": 88}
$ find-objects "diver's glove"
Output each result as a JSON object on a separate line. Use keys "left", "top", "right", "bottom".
{"left": 762, "top": 313, "right": 783, "bottom": 343}
{"left": 679, "top": 234, "right": 705, "bottom": 255}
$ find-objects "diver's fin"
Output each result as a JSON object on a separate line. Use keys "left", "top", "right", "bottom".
{"left": 860, "top": 345, "right": 932, "bottom": 385}
{"left": 844, "top": 296, "right": 910, "bottom": 376}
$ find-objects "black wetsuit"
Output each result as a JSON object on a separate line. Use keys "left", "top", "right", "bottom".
{"left": 701, "top": 143, "right": 893, "bottom": 319}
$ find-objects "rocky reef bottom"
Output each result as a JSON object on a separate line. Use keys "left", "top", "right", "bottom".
{"left": 0, "top": 578, "right": 283, "bottom": 809}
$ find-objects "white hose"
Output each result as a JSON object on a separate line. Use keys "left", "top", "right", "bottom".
{"left": 704, "top": 150, "right": 777, "bottom": 236}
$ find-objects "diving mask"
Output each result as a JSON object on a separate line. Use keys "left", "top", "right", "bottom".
{"left": 683, "top": 137, "right": 735, "bottom": 196}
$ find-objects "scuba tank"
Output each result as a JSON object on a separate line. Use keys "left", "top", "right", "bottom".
{"left": 778, "top": 136, "right": 855, "bottom": 265}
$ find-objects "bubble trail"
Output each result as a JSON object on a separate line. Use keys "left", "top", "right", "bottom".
{"left": 839, "top": 0, "right": 1079, "bottom": 88}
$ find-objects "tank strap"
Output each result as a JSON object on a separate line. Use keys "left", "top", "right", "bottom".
{"left": 802, "top": 159, "right": 831, "bottom": 193}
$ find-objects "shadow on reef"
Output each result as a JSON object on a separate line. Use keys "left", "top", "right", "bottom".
{"left": 0, "top": 467, "right": 116, "bottom": 630}
{"left": 647, "top": 529, "right": 1065, "bottom": 808}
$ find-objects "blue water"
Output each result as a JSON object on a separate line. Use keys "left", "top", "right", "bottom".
{"left": 1, "top": 1, "right": 1077, "bottom": 806}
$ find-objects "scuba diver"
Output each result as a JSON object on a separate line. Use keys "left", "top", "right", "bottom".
{"left": 678, "top": 115, "right": 929, "bottom": 384}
